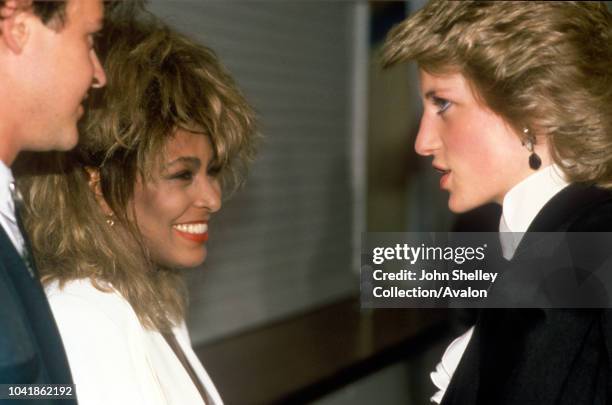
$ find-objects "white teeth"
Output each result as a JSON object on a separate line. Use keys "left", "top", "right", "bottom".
{"left": 173, "top": 223, "right": 208, "bottom": 234}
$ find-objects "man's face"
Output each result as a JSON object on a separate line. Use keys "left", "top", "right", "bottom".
{"left": 17, "top": 0, "right": 106, "bottom": 152}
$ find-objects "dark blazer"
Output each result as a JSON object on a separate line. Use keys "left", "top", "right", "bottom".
{"left": 0, "top": 225, "right": 76, "bottom": 405}
{"left": 441, "top": 183, "right": 612, "bottom": 405}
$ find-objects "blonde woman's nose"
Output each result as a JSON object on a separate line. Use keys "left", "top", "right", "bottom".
{"left": 414, "top": 118, "right": 441, "bottom": 156}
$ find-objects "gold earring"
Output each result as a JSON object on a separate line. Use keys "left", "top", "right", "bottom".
{"left": 106, "top": 213, "right": 115, "bottom": 227}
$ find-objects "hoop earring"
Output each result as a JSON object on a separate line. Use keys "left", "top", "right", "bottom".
{"left": 522, "top": 128, "right": 541, "bottom": 170}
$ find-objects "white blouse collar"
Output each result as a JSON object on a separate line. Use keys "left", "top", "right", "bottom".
{"left": 501, "top": 164, "right": 569, "bottom": 232}
{"left": 499, "top": 164, "right": 569, "bottom": 259}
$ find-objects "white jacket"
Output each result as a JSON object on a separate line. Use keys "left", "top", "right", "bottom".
{"left": 46, "top": 279, "right": 223, "bottom": 405}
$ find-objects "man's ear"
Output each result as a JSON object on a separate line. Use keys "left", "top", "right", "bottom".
{"left": 85, "top": 167, "right": 114, "bottom": 217}
{"left": 0, "top": 0, "right": 34, "bottom": 54}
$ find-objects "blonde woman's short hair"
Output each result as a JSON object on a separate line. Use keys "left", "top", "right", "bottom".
{"left": 382, "top": 1, "right": 612, "bottom": 187}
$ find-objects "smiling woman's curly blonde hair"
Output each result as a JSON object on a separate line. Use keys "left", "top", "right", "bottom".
{"left": 382, "top": 1, "right": 612, "bottom": 187}
{"left": 16, "top": 15, "right": 257, "bottom": 332}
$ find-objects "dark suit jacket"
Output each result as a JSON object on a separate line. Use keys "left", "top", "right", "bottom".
{"left": 441, "top": 184, "right": 612, "bottom": 405}
{"left": 0, "top": 225, "right": 76, "bottom": 405}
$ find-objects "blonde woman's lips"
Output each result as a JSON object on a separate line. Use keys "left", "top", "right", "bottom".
{"left": 173, "top": 222, "right": 209, "bottom": 243}
{"left": 439, "top": 171, "right": 451, "bottom": 189}
{"left": 433, "top": 165, "right": 451, "bottom": 189}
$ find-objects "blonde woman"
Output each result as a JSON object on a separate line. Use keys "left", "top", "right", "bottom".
{"left": 383, "top": 1, "right": 612, "bottom": 404}
{"left": 17, "top": 16, "right": 256, "bottom": 405}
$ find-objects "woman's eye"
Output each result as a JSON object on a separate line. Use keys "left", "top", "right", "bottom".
{"left": 432, "top": 96, "right": 451, "bottom": 114}
{"left": 206, "top": 159, "right": 222, "bottom": 177}
{"left": 207, "top": 165, "right": 221, "bottom": 177}
{"left": 171, "top": 170, "right": 194, "bottom": 181}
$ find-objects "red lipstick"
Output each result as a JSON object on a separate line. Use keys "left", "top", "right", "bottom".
{"left": 174, "top": 230, "right": 209, "bottom": 243}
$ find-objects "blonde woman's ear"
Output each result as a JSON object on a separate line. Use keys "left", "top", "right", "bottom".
{"left": 84, "top": 166, "right": 114, "bottom": 217}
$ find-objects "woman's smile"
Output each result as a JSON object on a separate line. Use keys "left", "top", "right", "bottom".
{"left": 173, "top": 222, "right": 209, "bottom": 243}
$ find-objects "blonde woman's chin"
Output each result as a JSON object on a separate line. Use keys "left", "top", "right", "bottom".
{"left": 447, "top": 192, "right": 492, "bottom": 215}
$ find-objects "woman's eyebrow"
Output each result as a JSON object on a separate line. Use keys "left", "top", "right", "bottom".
{"left": 424, "top": 90, "right": 437, "bottom": 100}
{"left": 424, "top": 88, "right": 454, "bottom": 98}
{"left": 163, "top": 156, "right": 201, "bottom": 168}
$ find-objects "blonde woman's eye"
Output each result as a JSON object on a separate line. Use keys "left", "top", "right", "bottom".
{"left": 170, "top": 170, "right": 194, "bottom": 181}
{"left": 433, "top": 96, "right": 452, "bottom": 114}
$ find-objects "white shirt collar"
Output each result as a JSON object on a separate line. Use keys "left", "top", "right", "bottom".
{"left": 0, "top": 159, "right": 26, "bottom": 256}
{"left": 499, "top": 164, "right": 569, "bottom": 258}
{"left": 0, "top": 160, "right": 16, "bottom": 220}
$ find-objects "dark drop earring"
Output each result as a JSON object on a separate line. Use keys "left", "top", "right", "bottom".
{"left": 522, "top": 128, "right": 542, "bottom": 170}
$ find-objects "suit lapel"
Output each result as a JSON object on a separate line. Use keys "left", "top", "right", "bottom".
{"left": 439, "top": 325, "right": 480, "bottom": 405}
{"left": 0, "top": 225, "right": 34, "bottom": 282}
{"left": 0, "top": 226, "right": 75, "bottom": 394}
{"left": 444, "top": 184, "right": 612, "bottom": 405}
{"left": 526, "top": 183, "right": 612, "bottom": 233}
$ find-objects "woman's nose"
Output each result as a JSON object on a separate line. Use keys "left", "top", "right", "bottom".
{"left": 414, "top": 117, "right": 441, "bottom": 156}
{"left": 195, "top": 177, "right": 222, "bottom": 213}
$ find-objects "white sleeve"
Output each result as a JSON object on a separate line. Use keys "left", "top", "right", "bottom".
{"left": 48, "top": 292, "right": 164, "bottom": 405}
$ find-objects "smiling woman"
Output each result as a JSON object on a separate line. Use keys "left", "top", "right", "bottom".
{"left": 15, "top": 13, "right": 256, "bottom": 405}
{"left": 131, "top": 130, "right": 222, "bottom": 269}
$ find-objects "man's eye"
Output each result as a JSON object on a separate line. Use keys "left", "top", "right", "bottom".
{"left": 432, "top": 96, "right": 452, "bottom": 114}
{"left": 88, "top": 33, "right": 101, "bottom": 49}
